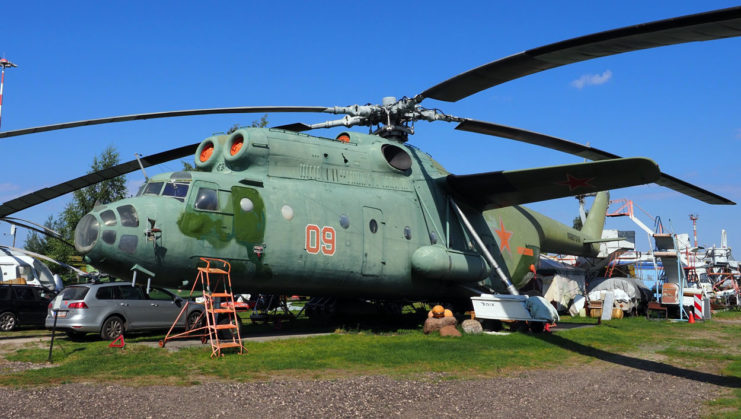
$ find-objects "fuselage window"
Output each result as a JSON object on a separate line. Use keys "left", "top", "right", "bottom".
{"left": 119, "top": 234, "right": 138, "bottom": 254}
{"left": 194, "top": 188, "right": 218, "bottom": 211}
{"left": 102, "top": 230, "right": 117, "bottom": 245}
{"left": 100, "top": 210, "right": 117, "bottom": 226}
{"left": 163, "top": 182, "right": 190, "bottom": 202}
{"left": 117, "top": 205, "right": 139, "bottom": 227}
{"left": 143, "top": 182, "right": 164, "bottom": 196}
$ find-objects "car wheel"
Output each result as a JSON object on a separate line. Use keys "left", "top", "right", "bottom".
{"left": 100, "top": 315, "right": 125, "bottom": 340}
{"left": 66, "top": 330, "right": 87, "bottom": 341}
{"left": 186, "top": 311, "right": 204, "bottom": 331}
{"left": 0, "top": 311, "right": 17, "bottom": 331}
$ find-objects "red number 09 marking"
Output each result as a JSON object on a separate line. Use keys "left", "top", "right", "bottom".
{"left": 305, "top": 225, "right": 336, "bottom": 256}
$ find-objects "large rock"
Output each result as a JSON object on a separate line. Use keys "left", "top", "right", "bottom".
{"left": 423, "top": 317, "right": 443, "bottom": 334}
{"left": 440, "top": 316, "right": 457, "bottom": 327}
{"left": 439, "top": 325, "right": 462, "bottom": 337}
{"left": 423, "top": 316, "right": 458, "bottom": 334}
{"left": 461, "top": 319, "right": 483, "bottom": 334}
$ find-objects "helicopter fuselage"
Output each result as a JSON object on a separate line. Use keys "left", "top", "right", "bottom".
{"left": 74, "top": 127, "right": 602, "bottom": 299}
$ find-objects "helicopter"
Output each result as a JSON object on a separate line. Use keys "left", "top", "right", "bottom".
{"left": 0, "top": 7, "right": 738, "bottom": 309}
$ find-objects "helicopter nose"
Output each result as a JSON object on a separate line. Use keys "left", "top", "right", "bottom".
{"left": 74, "top": 213, "right": 100, "bottom": 254}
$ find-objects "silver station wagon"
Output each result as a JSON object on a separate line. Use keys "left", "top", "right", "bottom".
{"left": 46, "top": 282, "right": 203, "bottom": 340}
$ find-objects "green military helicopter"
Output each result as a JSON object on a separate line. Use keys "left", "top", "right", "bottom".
{"left": 0, "top": 7, "right": 739, "bottom": 310}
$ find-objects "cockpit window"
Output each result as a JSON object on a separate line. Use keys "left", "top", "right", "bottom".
{"left": 142, "top": 182, "right": 164, "bottom": 196}
{"left": 162, "top": 182, "right": 190, "bottom": 202}
{"left": 117, "top": 204, "right": 139, "bottom": 227}
{"left": 194, "top": 188, "right": 218, "bottom": 211}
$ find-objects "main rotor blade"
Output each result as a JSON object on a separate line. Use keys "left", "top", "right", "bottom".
{"left": 0, "top": 106, "right": 329, "bottom": 139}
{"left": 421, "top": 6, "right": 741, "bottom": 102}
{"left": 0, "top": 217, "right": 73, "bottom": 247}
{"left": 0, "top": 143, "right": 198, "bottom": 218}
{"left": 456, "top": 119, "right": 735, "bottom": 205}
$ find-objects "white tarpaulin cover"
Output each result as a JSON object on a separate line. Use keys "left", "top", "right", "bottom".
{"left": 588, "top": 277, "right": 652, "bottom": 303}
{"left": 542, "top": 273, "right": 585, "bottom": 312}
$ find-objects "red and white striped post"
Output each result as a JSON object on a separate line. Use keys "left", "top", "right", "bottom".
{"left": 0, "top": 58, "right": 18, "bottom": 130}
{"left": 693, "top": 294, "right": 704, "bottom": 320}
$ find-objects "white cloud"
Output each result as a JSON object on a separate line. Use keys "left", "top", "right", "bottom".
{"left": 571, "top": 70, "right": 612, "bottom": 89}
{"left": 0, "top": 183, "right": 19, "bottom": 193}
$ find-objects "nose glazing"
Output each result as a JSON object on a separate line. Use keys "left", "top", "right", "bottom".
{"left": 74, "top": 213, "right": 99, "bottom": 254}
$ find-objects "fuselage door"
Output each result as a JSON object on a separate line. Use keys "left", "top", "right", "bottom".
{"left": 362, "top": 207, "right": 384, "bottom": 276}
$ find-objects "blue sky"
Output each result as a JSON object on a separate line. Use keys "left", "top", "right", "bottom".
{"left": 0, "top": 1, "right": 739, "bottom": 253}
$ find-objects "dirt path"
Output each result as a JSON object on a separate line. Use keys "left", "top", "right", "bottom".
{"left": 1, "top": 327, "right": 738, "bottom": 418}
{"left": 0, "top": 363, "right": 736, "bottom": 418}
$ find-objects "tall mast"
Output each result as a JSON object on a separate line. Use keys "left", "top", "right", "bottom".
{"left": 0, "top": 58, "right": 18, "bottom": 130}
{"left": 689, "top": 213, "right": 699, "bottom": 248}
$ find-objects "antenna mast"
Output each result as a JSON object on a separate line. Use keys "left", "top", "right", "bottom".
{"left": 0, "top": 58, "right": 18, "bottom": 130}
{"left": 689, "top": 214, "right": 699, "bottom": 248}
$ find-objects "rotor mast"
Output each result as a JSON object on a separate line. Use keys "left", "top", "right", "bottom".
{"left": 0, "top": 58, "right": 18, "bottom": 130}
{"left": 314, "top": 95, "right": 463, "bottom": 142}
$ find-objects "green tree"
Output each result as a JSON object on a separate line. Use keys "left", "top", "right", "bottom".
{"left": 24, "top": 146, "right": 127, "bottom": 276}
{"left": 23, "top": 215, "right": 60, "bottom": 257}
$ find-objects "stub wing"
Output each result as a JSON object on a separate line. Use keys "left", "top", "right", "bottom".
{"left": 447, "top": 157, "right": 660, "bottom": 210}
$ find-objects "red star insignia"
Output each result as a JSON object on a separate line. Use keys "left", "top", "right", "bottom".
{"left": 556, "top": 174, "right": 594, "bottom": 191}
{"left": 494, "top": 218, "right": 512, "bottom": 252}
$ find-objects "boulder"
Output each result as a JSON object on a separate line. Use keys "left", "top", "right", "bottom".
{"left": 423, "top": 317, "right": 444, "bottom": 334}
{"left": 423, "top": 316, "right": 458, "bottom": 334}
{"left": 461, "top": 319, "right": 483, "bottom": 334}
{"left": 440, "top": 316, "right": 458, "bottom": 327}
{"left": 439, "top": 325, "right": 462, "bottom": 337}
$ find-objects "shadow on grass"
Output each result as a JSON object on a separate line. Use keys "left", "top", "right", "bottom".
{"left": 537, "top": 333, "right": 741, "bottom": 389}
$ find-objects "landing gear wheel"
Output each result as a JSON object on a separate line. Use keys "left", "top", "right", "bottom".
{"left": 0, "top": 312, "right": 17, "bottom": 331}
{"left": 158, "top": 340, "right": 165, "bottom": 348}
{"left": 100, "top": 316, "right": 124, "bottom": 340}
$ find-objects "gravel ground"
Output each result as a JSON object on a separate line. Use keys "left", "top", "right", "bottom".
{"left": 0, "top": 362, "right": 736, "bottom": 418}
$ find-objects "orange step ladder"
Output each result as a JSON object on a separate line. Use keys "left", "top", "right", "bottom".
{"left": 160, "top": 257, "right": 246, "bottom": 357}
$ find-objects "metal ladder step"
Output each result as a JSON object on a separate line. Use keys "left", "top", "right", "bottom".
{"left": 217, "top": 342, "right": 242, "bottom": 349}
{"left": 214, "top": 323, "right": 237, "bottom": 330}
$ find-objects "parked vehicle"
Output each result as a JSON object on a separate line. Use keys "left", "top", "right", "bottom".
{"left": 0, "top": 284, "right": 55, "bottom": 331}
{"left": 46, "top": 282, "right": 204, "bottom": 340}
